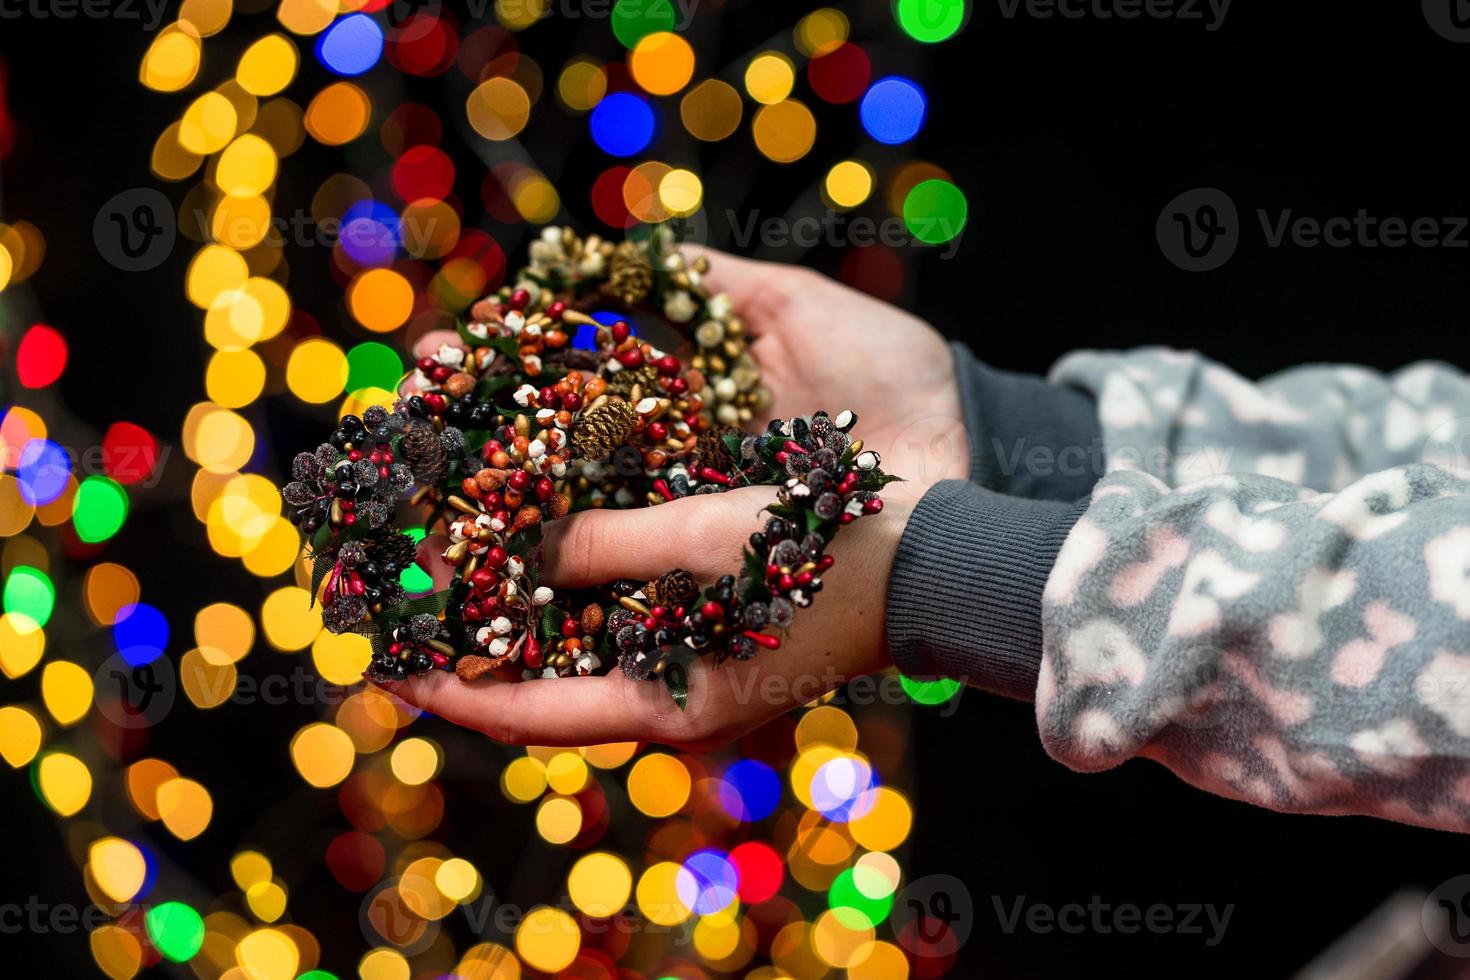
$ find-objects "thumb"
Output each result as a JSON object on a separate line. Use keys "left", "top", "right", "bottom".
{"left": 677, "top": 245, "right": 807, "bottom": 326}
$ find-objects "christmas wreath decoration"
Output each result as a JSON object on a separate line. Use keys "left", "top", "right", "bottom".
{"left": 283, "top": 228, "right": 898, "bottom": 706}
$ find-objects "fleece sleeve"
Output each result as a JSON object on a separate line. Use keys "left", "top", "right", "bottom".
{"left": 1049, "top": 348, "right": 1470, "bottom": 491}
{"left": 1039, "top": 463, "right": 1470, "bottom": 832}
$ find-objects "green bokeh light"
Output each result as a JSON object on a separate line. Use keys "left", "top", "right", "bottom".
{"left": 828, "top": 867, "right": 894, "bottom": 928}
{"left": 401, "top": 527, "right": 433, "bottom": 594}
{"left": 346, "top": 341, "right": 405, "bottom": 395}
{"left": 298, "top": 972, "right": 340, "bottom": 980}
{"left": 72, "top": 476, "right": 129, "bottom": 543}
{"left": 900, "top": 675, "right": 963, "bottom": 705}
{"left": 611, "top": 0, "right": 677, "bottom": 48}
{"left": 144, "top": 901, "right": 205, "bottom": 962}
{"left": 896, "top": 0, "right": 968, "bottom": 43}
{"left": 903, "top": 179, "right": 968, "bottom": 244}
{"left": 3, "top": 565, "right": 55, "bottom": 627}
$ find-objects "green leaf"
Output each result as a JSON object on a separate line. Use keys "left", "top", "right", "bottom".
{"left": 456, "top": 319, "right": 486, "bottom": 347}
{"left": 485, "top": 335, "right": 522, "bottom": 361}
{"left": 539, "top": 603, "right": 564, "bottom": 642}
{"left": 858, "top": 473, "right": 905, "bottom": 492}
{"left": 664, "top": 660, "right": 690, "bottom": 711}
{"left": 506, "top": 523, "right": 542, "bottom": 557}
{"left": 350, "top": 621, "right": 387, "bottom": 656}
{"left": 721, "top": 432, "right": 745, "bottom": 460}
{"left": 308, "top": 548, "right": 335, "bottom": 609}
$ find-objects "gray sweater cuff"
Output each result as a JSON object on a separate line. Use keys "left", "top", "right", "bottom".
{"left": 886, "top": 480, "right": 1087, "bottom": 701}
{"left": 951, "top": 342, "right": 1102, "bottom": 501}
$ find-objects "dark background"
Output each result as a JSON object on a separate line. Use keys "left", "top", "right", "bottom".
{"left": 2, "top": 1, "right": 1467, "bottom": 977}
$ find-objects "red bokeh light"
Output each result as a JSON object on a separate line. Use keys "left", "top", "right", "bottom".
{"left": 729, "top": 841, "right": 783, "bottom": 904}
{"left": 101, "top": 422, "right": 160, "bottom": 486}
{"left": 15, "top": 323, "right": 67, "bottom": 388}
{"left": 393, "top": 145, "right": 456, "bottom": 202}
{"left": 808, "top": 43, "right": 872, "bottom": 105}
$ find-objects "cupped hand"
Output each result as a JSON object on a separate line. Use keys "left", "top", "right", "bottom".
{"left": 374, "top": 487, "right": 909, "bottom": 752}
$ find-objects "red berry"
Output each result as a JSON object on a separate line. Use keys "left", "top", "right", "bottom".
{"left": 486, "top": 546, "right": 509, "bottom": 568}
{"left": 617, "top": 347, "right": 644, "bottom": 368}
{"left": 863, "top": 498, "right": 884, "bottom": 514}
{"left": 668, "top": 378, "right": 688, "bottom": 396}
{"left": 431, "top": 653, "right": 449, "bottom": 668}
{"left": 509, "top": 288, "right": 531, "bottom": 310}
{"left": 471, "top": 568, "right": 497, "bottom": 592}
{"left": 562, "top": 617, "right": 579, "bottom": 637}
{"left": 535, "top": 477, "right": 554, "bottom": 501}
{"left": 538, "top": 386, "right": 557, "bottom": 405}
{"left": 424, "top": 393, "right": 447, "bottom": 414}
{"left": 561, "top": 392, "right": 582, "bottom": 411}
{"left": 432, "top": 365, "right": 452, "bottom": 383}
{"left": 348, "top": 450, "right": 363, "bottom": 462}
{"left": 611, "top": 320, "right": 630, "bottom": 343}
{"left": 379, "top": 466, "right": 390, "bottom": 479}
{"left": 647, "top": 421, "right": 668, "bottom": 441}
{"left": 462, "top": 600, "right": 483, "bottom": 621}
{"left": 342, "top": 513, "right": 357, "bottom": 527}
{"left": 418, "top": 356, "right": 435, "bottom": 372}
{"left": 796, "top": 571, "right": 814, "bottom": 587}
{"left": 701, "top": 600, "right": 724, "bottom": 620}
{"left": 547, "top": 300, "right": 567, "bottom": 320}
{"left": 523, "top": 637, "right": 543, "bottom": 669}
{"left": 508, "top": 470, "right": 530, "bottom": 491}
{"left": 777, "top": 574, "right": 796, "bottom": 592}
{"left": 655, "top": 355, "right": 679, "bottom": 376}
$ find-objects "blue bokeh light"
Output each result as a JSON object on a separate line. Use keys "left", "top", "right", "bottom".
{"left": 719, "top": 759, "right": 781, "bottom": 822}
{"left": 810, "top": 756, "right": 878, "bottom": 822}
{"left": 113, "top": 602, "right": 170, "bottom": 667}
{"left": 676, "top": 849, "right": 739, "bottom": 915}
{"left": 16, "top": 438, "right": 71, "bottom": 506}
{"left": 316, "top": 13, "right": 384, "bottom": 77}
{"left": 340, "top": 199, "right": 400, "bottom": 267}
{"left": 590, "top": 93, "right": 657, "bottom": 157}
{"left": 859, "top": 76, "right": 927, "bottom": 145}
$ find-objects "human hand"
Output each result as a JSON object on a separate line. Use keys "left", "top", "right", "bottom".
{"left": 372, "top": 487, "right": 910, "bottom": 751}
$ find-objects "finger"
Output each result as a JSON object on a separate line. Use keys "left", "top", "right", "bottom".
{"left": 372, "top": 669, "right": 704, "bottom": 747}
{"left": 677, "top": 245, "right": 806, "bottom": 326}
{"left": 411, "top": 329, "right": 460, "bottom": 360}
{"left": 540, "top": 486, "right": 778, "bottom": 588}
{"left": 413, "top": 533, "right": 455, "bottom": 592}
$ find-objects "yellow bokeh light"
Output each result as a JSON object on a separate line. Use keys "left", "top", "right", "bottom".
{"left": 348, "top": 268, "right": 415, "bottom": 333}
{"left": 157, "top": 776, "right": 214, "bottom": 840}
{"left": 38, "top": 751, "right": 93, "bottom": 816}
{"left": 626, "top": 753, "right": 690, "bottom": 817}
{"left": 196, "top": 601, "right": 255, "bottom": 665}
{"left": 745, "top": 52, "right": 795, "bottom": 105}
{"left": 358, "top": 948, "right": 409, "bottom": 980}
{"left": 261, "top": 586, "right": 321, "bottom": 650}
{"left": 231, "top": 850, "right": 273, "bottom": 890}
{"left": 467, "top": 78, "right": 531, "bottom": 141}
{"left": 825, "top": 160, "right": 875, "bottom": 210}
{"left": 848, "top": 939, "right": 910, "bottom": 980}
{"left": 311, "top": 631, "right": 371, "bottom": 685}
{"left": 217, "top": 135, "right": 279, "bottom": 197}
{"left": 630, "top": 32, "right": 695, "bottom": 96}
{"left": 557, "top": 58, "right": 606, "bottom": 112}
{"left": 305, "top": 82, "right": 371, "bottom": 145}
{"left": 187, "top": 245, "right": 250, "bottom": 309}
{"left": 211, "top": 193, "right": 272, "bottom": 250}
{"left": 0, "top": 705, "right": 42, "bottom": 767}
{"left": 243, "top": 517, "right": 300, "bottom": 577}
{"left": 544, "top": 751, "right": 588, "bottom": 795}
{"left": 534, "top": 795, "right": 582, "bottom": 844}
{"left": 246, "top": 879, "right": 288, "bottom": 922}
{"left": 0, "top": 611, "right": 45, "bottom": 679}
{"left": 849, "top": 786, "right": 913, "bottom": 852}
{"left": 89, "top": 837, "right": 147, "bottom": 903}
{"left": 659, "top": 168, "right": 703, "bottom": 217}
{"left": 237, "top": 34, "right": 299, "bottom": 96}
{"left": 390, "top": 737, "right": 441, "bottom": 786}
{"left": 286, "top": 337, "right": 349, "bottom": 403}
{"left": 91, "top": 924, "right": 143, "bottom": 980}
{"left": 290, "top": 722, "right": 356, "bottom": 787}
{"left": 140, "top": 24, "right": 202, "bottom": 92}
{"left": 514, "top": 907, "right": 579, "bottom": 974}
{"left": 181, "top": 648, "right": 237, "bottom": 708}
{"left": 126, "top": 758, "right": 178, "bottom": 820}
{"left": 811, "top": 908, "right": 875, "bottom": 968}
{"left": 796, "top": 7, "right": 850, "bottom": 57}
{"left": 636, "top": 862, "right": 692, "bottom": 926}
{"left": 753, "top": 100, "right": 817, "bottom": 163}
{"left": 0, "top": 477, "right": 36, "bottom": 537}
{"left": 796, "top": 704, "right": 858, "bottom": 752}
{"left": 180, "top": 0, "right": 231, "bottom": 35}
{"left": 567, "top": 852, "right": 632, "bottom": 917}
{"left": 206, "top": 349, "right": 267, "bottom": 408}
{"left": 276, "top": 0, "right": 336, "bottom": 35}
{"left": 495, "top": 0, "right": 546, "bottom": 29}
{"left": 190, "top": 407, "right": 255, "bottom": 474}
{"left": 236, "top": 928, "right": 299, "bottom": 980}
{"left": 582, "top": 742, "right": 638, "bottom": 769}
{"left": 436, "top": 857, "right": 481, "bottom": 903}
{"left": 501, "top": 755, "right": 547, "bottom": 803}
{"left": 41, "top": 660, "right": 93, "bottom": 727}
{"left": 179, "top": 92, "right": 239, "bottom": 154}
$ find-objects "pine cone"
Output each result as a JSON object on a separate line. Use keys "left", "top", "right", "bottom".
{"left": 365, "top": 528, "right": 417, "bottom": 571}
{"left": 609, "top": 239, "right": 653, "bottom": 305}
{"left": 694, "top": 426, "right": 742, "bottom": 474}
{"left": 572, "top": 399, "right": 638, "bottom": 459}
{"left": 646, "top": 568, "right": 698, "bottom": 610}
{"left": 400, "top": 421, "right": 448, "bottom": 483}
{"left": 607, "top": 362, "right": 657, "bottom": 398}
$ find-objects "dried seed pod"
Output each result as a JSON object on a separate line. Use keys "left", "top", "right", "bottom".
{"left": 572, "top": 399, "right": 638, "bottom": 459}
{"left": 443, "top": 372, "right": 477, "bottom": 399}
{"left": 400, "top": 421, "right": 448, "bottom": 483}
{"left": 456, "top": 655, "right": 497, "bottom": 681}
{"left": 580, "top": 603, "right": 605, "bottom": 635}
{"left": 647, "top": 568, "right": 698, "bottom": 610}
{"left": 609, "top": 239, "right": 653, "bottom": 305}
{"left": 545, "top": 492, "right": 572, "bottom": 520}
